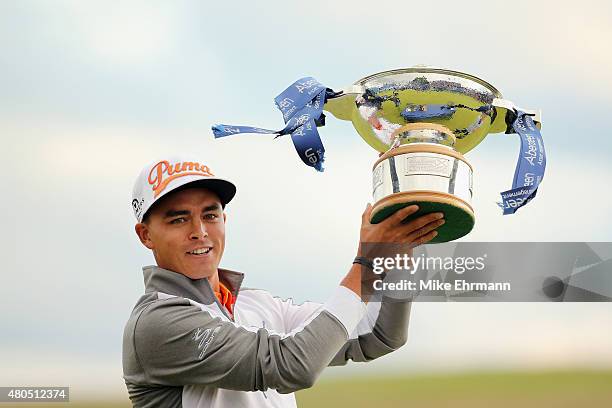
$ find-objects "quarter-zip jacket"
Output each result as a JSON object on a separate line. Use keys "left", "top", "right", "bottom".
{"left": 122, "top": 266, "right": 412, "bottom": 407}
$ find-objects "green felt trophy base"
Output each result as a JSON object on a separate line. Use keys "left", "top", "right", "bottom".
{"left": 370, "top": 191, "right": 475, "bottom": 243}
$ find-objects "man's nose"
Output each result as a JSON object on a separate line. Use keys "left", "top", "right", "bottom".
{"left": 189, "top": 218, "right": 208, "bottom": 240}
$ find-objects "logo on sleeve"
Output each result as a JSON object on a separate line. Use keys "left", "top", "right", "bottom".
{"left": 192, "top": 325, "right": 221, "bottom": 360}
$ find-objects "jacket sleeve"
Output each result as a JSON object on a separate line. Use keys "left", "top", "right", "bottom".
{"left": 280, "top": 296, "right": 412, "bottom": 366}
{"left": 127, "top": 286, "right": 366, "bottom": 393}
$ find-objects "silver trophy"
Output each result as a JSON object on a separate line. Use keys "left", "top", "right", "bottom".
{"left": 324, "top": 66, "right": 542, "bottom": 243}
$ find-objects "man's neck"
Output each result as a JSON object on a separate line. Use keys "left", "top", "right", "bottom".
{"left": 154, "top": 261, "right": 221, "bottom": 293}
{"left": 207, "top": 270, "right": 220, "bottom": 293}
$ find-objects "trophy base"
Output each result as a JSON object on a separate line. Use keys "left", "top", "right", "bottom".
{"left": 370, "top": 191, "right": 475, "bottom": 243}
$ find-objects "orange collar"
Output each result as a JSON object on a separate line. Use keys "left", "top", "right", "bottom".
{"left": 214, "top": 282, "right": 236, "bottom": 316}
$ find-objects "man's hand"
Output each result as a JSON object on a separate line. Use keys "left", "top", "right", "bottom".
{"left": 357, "top": 203, "right": 444, "bottom": 258}
{"left": 342, "top": 203, "right": 445, "bottom": 300}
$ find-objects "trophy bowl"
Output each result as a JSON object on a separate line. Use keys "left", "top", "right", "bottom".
{"left": 324, "top": 67, "right": 542, "bottom": 243}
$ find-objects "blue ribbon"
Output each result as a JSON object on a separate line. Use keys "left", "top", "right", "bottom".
{"left": 499, "top": 111, "right": 546, "bottom": 214}
{"left": 212, "top": 77, "right": 330, "bottom": 172}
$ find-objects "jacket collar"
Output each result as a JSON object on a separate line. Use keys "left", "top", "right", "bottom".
{"left": 142, "top": 265, "right": 245, "bottom": 305}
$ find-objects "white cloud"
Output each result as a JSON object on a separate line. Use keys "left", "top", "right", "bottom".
{"left": 307, "top": 0, "right": 612, "bottom": 101}
{"left": 65, "top": 1, "right": 179, "bottom": 65}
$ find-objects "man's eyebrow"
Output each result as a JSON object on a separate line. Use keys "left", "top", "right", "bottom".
{"left": 163, "top": 209, "right": 191, "bottom": 218}
{"left": 163, "top": 204, "right": 221, "bottom": 218}
{"left": 203, "top": 203, "right": 222, "bottom": 212}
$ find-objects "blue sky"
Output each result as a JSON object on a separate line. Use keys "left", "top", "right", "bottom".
{"left": 1, "top": 0, "right": 612, "bottom": 399}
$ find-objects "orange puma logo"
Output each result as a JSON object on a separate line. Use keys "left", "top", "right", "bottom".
{"left": 148, "top": 160, "right": 214, "bottom": 197}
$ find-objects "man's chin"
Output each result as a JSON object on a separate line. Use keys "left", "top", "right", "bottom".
{"left": 182, "top": 260, "right": 218, "bottom": 280}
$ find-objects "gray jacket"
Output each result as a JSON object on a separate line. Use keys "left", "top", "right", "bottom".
{"left": 122, "top": 266, "right": 412, "bottom": 407}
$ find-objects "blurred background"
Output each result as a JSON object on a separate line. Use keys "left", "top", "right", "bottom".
{"left": 1, "top": 0, "right": 611, "bottom": 406}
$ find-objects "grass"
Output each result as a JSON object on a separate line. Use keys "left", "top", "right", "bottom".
{"left": 5, "top": 370, "right": 611, "bottom": 407}
{"left": 297, "top": 370, "right": 612, "bottom": 408}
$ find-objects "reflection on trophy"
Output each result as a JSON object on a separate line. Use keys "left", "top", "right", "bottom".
{"left": 213, "top": 66, "right": 546, "bottom": 243}
{"left": 323, "top": 67, "right": 544, "bottom": 242}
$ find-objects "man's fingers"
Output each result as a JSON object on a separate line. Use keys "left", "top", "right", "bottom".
{"left": 398, "top": 212, "right": 444, "bottom": 235}
{"left": 406, "top": 218, "right": 445, "bottom": 242}
{"left": 410, "top": 230, "right": 438, "bottom": 247}
{"left": 383, "top": 205, "right": 420, "bottom": 226}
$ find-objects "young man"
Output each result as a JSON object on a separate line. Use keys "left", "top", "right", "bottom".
{"left": 123, "top": 156, "right": 445, "bottom": 407}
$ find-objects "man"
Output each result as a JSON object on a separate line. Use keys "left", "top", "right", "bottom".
{"left": 123, "top": 156, "right": 445, "bottom": 407}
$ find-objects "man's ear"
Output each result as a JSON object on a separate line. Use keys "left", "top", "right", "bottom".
{"left": 223, "top": 212, "right": 227, "bottom": 224}
{"left": 135, "top": 223, "right": 154, "bottom": 250}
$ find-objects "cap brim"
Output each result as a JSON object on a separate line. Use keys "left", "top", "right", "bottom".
{"left": 141, "top": 177, "right": 236, "bottom": 222}
{"left": 171, "top": 178, "right": 236, "bottom": 207}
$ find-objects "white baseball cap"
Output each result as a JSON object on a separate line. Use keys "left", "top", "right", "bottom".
{"left": 131, "top": 156, "right": 236, "bottom": 222}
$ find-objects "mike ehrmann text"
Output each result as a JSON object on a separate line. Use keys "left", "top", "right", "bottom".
{"left": 372, "top": 279, "right": 512, "bottom": 292}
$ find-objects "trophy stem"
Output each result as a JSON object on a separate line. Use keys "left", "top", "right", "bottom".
{"left": 370, "top": 127, "right": 475, "bottom": 243}
{"left": 389, "top": 123, "right": 457, "bottom": 149}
